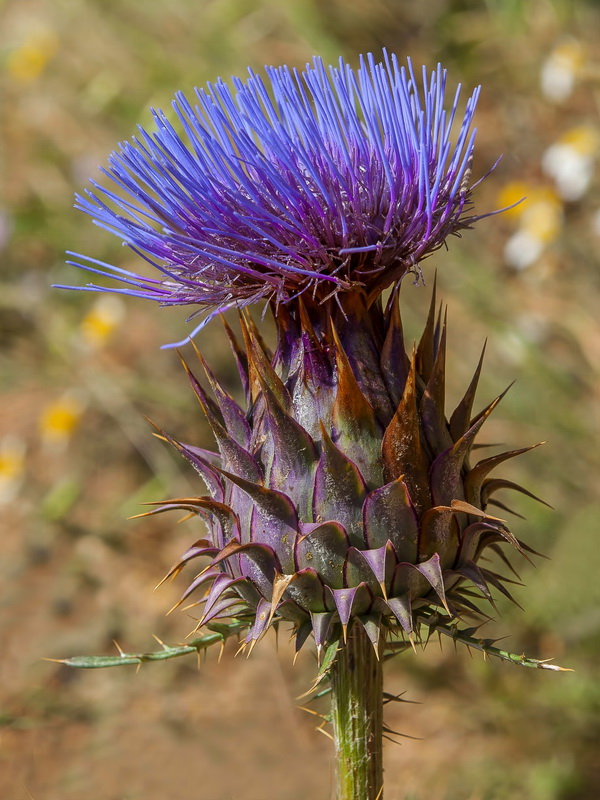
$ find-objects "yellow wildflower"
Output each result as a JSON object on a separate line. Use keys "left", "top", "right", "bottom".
{"left": 7, "top": 29, "right": 59, "bottom": 83}
{"left": 39, "top": 391, "right": 86, "bottom": 449}
{"left": 80, "top": 295, "right": 125, "bottom": 350}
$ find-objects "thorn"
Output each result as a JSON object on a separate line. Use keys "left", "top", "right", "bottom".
{"left": 178, "top": 599, "right": 205, "bottom": 614}
{"left": 235, "top": 641, "right": 247, "bottom": 658}
{"left": 185, "top": 620, "right": 202, "bottom": 638}
{"left": 440, "top": 595, "right": 452, "bottom": 617}
{"left": 383, "top": 734, "right": 403, "bottom": 745}
{"left": 315, "top": 725, "right": 334, "bottom": 741}
{"left": 268, "top": 573, "right": 293, "bottom": 626}
{"left": 246, "top": 639, "right": 258, "bottom": 658}
{"left": 154, "top": 570, "right": 176, "bottom": 591}
{"left": 542, "top": 664, "right": 574, "bottom": 673}
{"left": 166, "top": 599, "right": 184, "bottom": 616}
{"left": 383, "top": 725, "right": 422, "bottom": 740}
{"left": 382, "top": 691, "right": 420, "bottom": 706}
{"left": 298, "top": 705, "right": 326, "bottom": 720}
{"left": 408, "top": 632, "right": 417, "bottom": 654}
{"left": 113, "top": 640, "right": 125, "bottom": 656}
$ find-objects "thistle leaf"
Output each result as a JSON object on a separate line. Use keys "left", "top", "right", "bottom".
{"left": 55, "top": 620, "right": 250, "bottom": 669}
{"left": 416, "top": 615, "right": 571, "bottom": 672}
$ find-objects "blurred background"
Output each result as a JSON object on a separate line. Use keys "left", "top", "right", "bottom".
{"left": 1, "top": 0, "right": 599, "bottom": 798}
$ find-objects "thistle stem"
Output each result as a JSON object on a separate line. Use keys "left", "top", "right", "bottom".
{"left": 330, "top": 624, "right": 384, "bottom": 800}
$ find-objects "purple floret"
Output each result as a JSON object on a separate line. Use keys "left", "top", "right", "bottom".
{"left": 59, "top": 52, "right": 487, "bottom": 342}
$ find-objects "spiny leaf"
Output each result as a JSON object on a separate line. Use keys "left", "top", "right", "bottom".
{"left": 304, "top": 637, "right": 341, "bottom": 694}
{"left": 54, "top": 620, "right": 250, "bottom": 669}
{"left": 414, "top": 614, "right": 572, "bottom": 672}
{"left": 147, "top": 421, "right": 224, "bottom": 500}
{"left": 257, "top": 367, "right": 318, "bottom": 486}
{"left": 310, "top": 610, "right": 336, "bottom": 650}
{"left": 350, "top": 541, "right": 397, "bottom": 599}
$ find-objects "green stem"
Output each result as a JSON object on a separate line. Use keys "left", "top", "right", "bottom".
{"left": 330, "top": 623, "right": 384, "bottom": 800}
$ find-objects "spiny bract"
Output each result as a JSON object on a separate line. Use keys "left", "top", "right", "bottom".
{"left": 146, "top": 285, "right": 544, "bottom": 654}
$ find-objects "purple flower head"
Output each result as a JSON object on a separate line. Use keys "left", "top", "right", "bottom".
{"left": 61, "top": 52, "right": 489, "bottom": 343}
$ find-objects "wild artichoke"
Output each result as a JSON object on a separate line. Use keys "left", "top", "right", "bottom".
{"left": 61, "top": 53, "right": 542, "bottom": 655}
{"left": 57, "top": 51, "right": 565, "bottom": 800}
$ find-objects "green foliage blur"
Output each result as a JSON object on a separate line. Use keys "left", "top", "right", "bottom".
{"left": 1, "top": 1, "right": 598, "bottom": 798}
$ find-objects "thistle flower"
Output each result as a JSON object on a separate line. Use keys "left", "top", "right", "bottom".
{"left": 60, "top": 52, "right": 545, "bottom": 654}
{"left": 62, "top": 53, "right": 557, "bottom": 800}
{"left": 61, "top": 53, "right": 485, "bottom": 343}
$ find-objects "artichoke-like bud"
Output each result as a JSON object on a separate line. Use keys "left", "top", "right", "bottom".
{"left": 152, "top": 285, "right": 543, "bottom": 653}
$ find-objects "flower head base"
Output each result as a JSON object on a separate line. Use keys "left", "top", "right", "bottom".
{"left": 62, "top": 53, "right": 484, "bottom": 341}
{"left": 143, "top": 288, "right": 545, "bottom": 655}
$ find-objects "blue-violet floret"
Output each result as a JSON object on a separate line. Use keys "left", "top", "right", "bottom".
{"left": 61, "top": 52, "right": 487, "bottom": 342}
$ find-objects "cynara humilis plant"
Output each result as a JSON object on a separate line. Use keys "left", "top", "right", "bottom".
{"left": 57, "top": 53, "right": 569, "bottom": 800}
